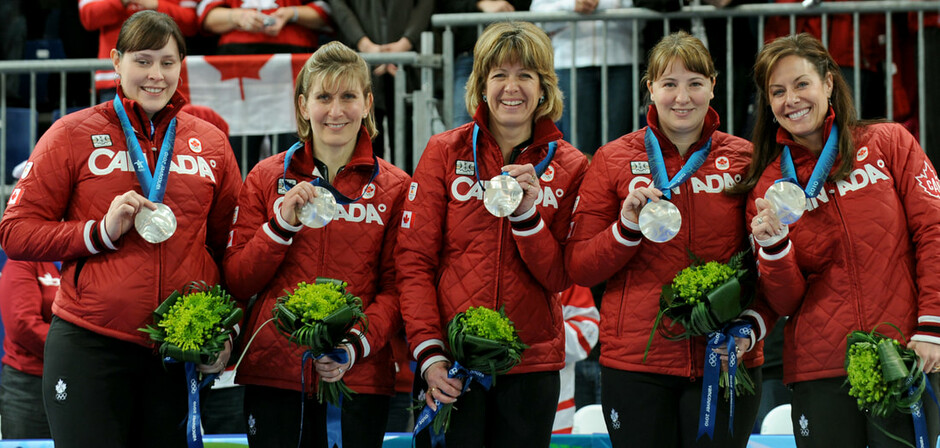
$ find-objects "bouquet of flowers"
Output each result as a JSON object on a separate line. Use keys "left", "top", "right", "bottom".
{"left": 139, "top": 281, "right": 242, "bottom": 365}
{"left": 421, "top": 306, "right": 529, "bottom": 437}
{"left": 845, "top": 325, "right": 925, "bottom": 418}
{"left": 272, "top": 278, "right": 366, "bottom": 406}
{"left": 645, "top": 251, "right": 755, "bottom": 397}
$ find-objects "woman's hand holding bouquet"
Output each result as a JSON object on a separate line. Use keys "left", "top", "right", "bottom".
{"left": 413, "top": 306, "right": 528, "bottom": 446}
{"left": 139, "top": 281, "right": 242, "bottom": 448}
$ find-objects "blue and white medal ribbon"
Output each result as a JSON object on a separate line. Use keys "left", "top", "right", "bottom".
{"left": 179, "top": 361, "right": 218, "bottom": 448}
{"left": 299, "top": 348, "right": 349, "bottom": 448}
{"left": 778, "top": 124, "right": 839, "bottom": 199}
{"left": 698, "top": 321, "right": 751, "bottom": 440}
{"left": 471, "top": 124, "right": 557, "bottom": 217}
{"left": 113, "top": 96, "right": 178, "bottom": 243}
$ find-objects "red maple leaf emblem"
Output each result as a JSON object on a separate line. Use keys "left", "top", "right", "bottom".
{"left": 205, "top": 54, "right": 273, "bottom": 101}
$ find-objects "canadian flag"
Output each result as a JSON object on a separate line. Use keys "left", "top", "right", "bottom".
{"left": 179, "top": 53, "right": 310, "bottom": 136}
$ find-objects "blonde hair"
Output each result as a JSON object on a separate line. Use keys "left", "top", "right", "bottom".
{"left": 294, "top": 41, "right": 377, "bottom": 142}
{"left": 642, "top": 31, "right": 717, "bottom": 101}
{"left": 465, "top": 21, "right": 563, "bottom": 122}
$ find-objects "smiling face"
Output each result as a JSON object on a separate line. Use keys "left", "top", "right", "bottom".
{"left": 647, "top": 58, "right": 715, "bottom": 145}
{"left": 767, "top": 54, "right": 833, "bottom": 151}
{"left": 299, "top": 76, "right": 373, "bottom": 155}
{"left": 485, "top": 60, "right": 543, "bottom": 134}
{"left": 111, "top": 37, "right": 181, "bottom": 119}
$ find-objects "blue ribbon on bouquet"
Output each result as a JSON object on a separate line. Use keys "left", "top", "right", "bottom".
{"left": 698, "top": 321, "right": 751, "bottom": 440}
{"left": 299, "top": 348, "right": 349, "bottom": 448}
{"left": 180, "top": 361, "right": 218, "bottom": 448}
{"left": 908, "top": 372, "right": 940, "bottom": 448}
{"left": 413, "top": 361, "right": 494, "bottom": 447}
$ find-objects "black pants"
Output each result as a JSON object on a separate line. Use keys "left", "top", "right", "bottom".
{"left": 791, "top": 376, "right": 915, "bottom": 448}
{"left": 412, "top": 370, "right": 560, "bottom": 448}
{"left": 43, "top": 316, "right": 188, "bottom": 448}
{"left": 601, "top": 366, "right": 762, "bottom": 448}
{"left": 0, "top": 364, "right": 52, "bottom": 439}
{"left": 243, "top": 384, "right": 390, "bottom": 448}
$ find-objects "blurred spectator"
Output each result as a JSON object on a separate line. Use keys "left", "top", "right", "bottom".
{"left": 198, "top": 0, "right": 332, "bottom": 169}
{"left": 0, "top": 257, "right": 60, "bottom": 439}
{"left": 79, "top": 0, "right": 199, "bottom": 99}
{"left": 329, "top": 0, "right": 434, "bottom": 162}
{"left": 438, "top": 0, "right": 531, "bottom": 128}
{"left": 199, "top": 0, "right": 330, "bottom": 55}
{"left": 910, "top": 8, "right": 940, "bottom": 165}
{"left": 552, "top": 285, "right": 599, "bottom": 434}
{"left": 530, "top": 0, "right": 636, "bottom": 157}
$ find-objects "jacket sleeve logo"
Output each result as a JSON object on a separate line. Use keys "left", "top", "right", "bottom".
{"left": 277, "top": 178, "right": 297, "bottom": 195}
{"left": 540, "top": 164, "right": 555, "bottom": 182}
{"left": 361, "top": 183, "right": 376, "bottom": 199}
{"left": 916, "top": 162, "right": 940, "bottom": 199}
{"left": 408, "top": 182, "right": 418, "bottom": 201}
{"left": 401, "top": 210, "right": 413, "bottom": 228}
{"left": 456, "top": 160, "right": 475, "bottom": 176}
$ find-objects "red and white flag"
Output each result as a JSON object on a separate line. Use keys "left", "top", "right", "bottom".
{"left": 179, "top": 53, "right": 310, "bottom": 136}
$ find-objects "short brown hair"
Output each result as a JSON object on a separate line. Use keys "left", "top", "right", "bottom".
{"left": 465, "top": 21, "right": 563, "bottom": 122}
{"left": 642, "top": 31, "right": 716, "bottom": 101}
{"left": 115, "top": 10, "right": 186, "bottom": 60}
{"left": 294, "top": 41, "right": 377, "bottom": 142}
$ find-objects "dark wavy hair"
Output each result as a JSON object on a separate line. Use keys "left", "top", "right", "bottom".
{"left": 735, "top": 33, "right": 858, "bottom": 193}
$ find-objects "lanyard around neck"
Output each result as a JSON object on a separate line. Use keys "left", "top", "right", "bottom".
{"left": 112, "top": 96, "right": 176, "bottom": 203}
{"left": 471, "top": 124, "right": 557, "bottom": 190}
{"left": 281, "top": 141, "right": 380, "bottom": 205}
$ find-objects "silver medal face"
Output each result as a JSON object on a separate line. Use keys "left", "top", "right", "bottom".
{"left": 765, "top": 181, "right": 806, "bottom": 225}
{"left": 297, "top": 186, "right": 338, "bottom": 228}
{"left": 135, "top": 202, "right": 178, "bottom": 244}
{"left": 483, "top": 174, "right": 523, "bottom": 218}
{"left": 638, "top": 200, "right": 682, "bottom": 243}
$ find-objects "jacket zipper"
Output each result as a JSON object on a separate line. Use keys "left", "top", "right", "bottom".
{"left": 831, "top": 187, "right": 865, "bottom": 330}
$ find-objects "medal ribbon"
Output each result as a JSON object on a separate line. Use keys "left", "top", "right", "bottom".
{"left": 413, "top": 360, "right": 493, "bottom": 448}
{"left": 282, "top": 141, "right": 379, "bottom": 205}
{"left": 698, "top": 321, "right": 751, "bottom": 440}
{"left": 299, "top": 348, "right": 348, "bottom": 448}
{"left": 471, "top": 124, "right": 557, "bottom": 191}
{"left": 176, "top": 360, "right": 217, "bottom": 448}
{"left": 112, "top": 96, "right": 176, "bottom": 203}
{"left": 644, "top": 127, "right": 711, "bottom": 201}
{"left": 777, "top": 123, "right": 839, "bottom": 198}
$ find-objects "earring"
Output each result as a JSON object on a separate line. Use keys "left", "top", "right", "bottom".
{"left": 482, "top": 94, "right": 488, "bottom": 103}
{"left": 538, "top": 95, "right": 545, "bottom": 105}
{"left": 772, "top": 116, "right": 777, "bottom": 124}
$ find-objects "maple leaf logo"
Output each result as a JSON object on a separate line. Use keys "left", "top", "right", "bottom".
{"left": 205, "top": 54, "right": 274, "bottom": 101}
{"left": 915, "top": 162, "right": 940, "bottom": 199}
{"left": 401, "top": 211, "right": 412, "bottom": 228}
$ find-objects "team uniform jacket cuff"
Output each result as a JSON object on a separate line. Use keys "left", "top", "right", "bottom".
{"left": 612, "top": 215, "right": 643, "bottom": 247}
{"left": 86, "top": 220, "right": 118, "bottom": 254}
{"left": 911, "top": 334, "right": 940, "bottom": 345}
{"left": 345, "top": 328, "right": 370, "bottom": 362}
{"left": 275, "top": 204, "right": 304, "bottom": 233}
{"left": 341, "top": 342, "right": 357, "bottom": 369}
{"left": 914, "top": 317, "right": 940, "bottom": 344}
{"left": 738, "top": 311, "right": 766, "bottom": 350}
{"left": 414, "top": 339, "right": 447, "bottom": 379}
{"left": 509, "top": 209, "right": 544, "bottom": 237}
{"left": 758, "top": 239, "right": 792, "bottom": 261}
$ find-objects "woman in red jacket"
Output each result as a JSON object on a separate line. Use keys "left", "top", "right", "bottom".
{"left": 565, "top": 31, "right": 766, "bottom": 448}
{"left": 0, "top": 260, "right": 59, "bottom": 439}
{"left": 741, "top": 33, "right": 940, "bottom": 448}
{"left": 223, "top": 40, "right": 410, "bottom": 448}
{"left": 0, "top": 11, "right": 242, "bottom": 447}
{"left": 397, "top": 21, "right": 588, "bottom": 447}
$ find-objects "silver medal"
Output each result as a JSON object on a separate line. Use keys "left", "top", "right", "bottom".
{"left": 297, "top": 186, "right": 338, "bottom": 228}
{"left": 483, "top": 174, "right": 524, "bottom": 218}
{"left": 135, "top": 203, "right": 178, "bottom": 244}
{"left": 765, "top": 181, "right": 806, "bottom": 225}
{"left": 638, "top": 200, "right": 682, "bottom": 243}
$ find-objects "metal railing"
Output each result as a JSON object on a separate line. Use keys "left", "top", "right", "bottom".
{"left": 433, "top": 1, "right": 940, "bottom": 150}
{"left": 0, "top": 35, "right": 442, "bottom": 213}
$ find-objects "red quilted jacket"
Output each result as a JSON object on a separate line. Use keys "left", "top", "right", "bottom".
{"left": 566, "top": 106, "right": 766, "bottom": 378}
{"left": 224, "top": 129, "right": 410, "bottom": 395}
{"left": 0, "top": 91, "right": 242, "bottom": 346}
{"left": 397, "top": 106, "right": 589, "bottom": 378}
{"left": 747, "top": 117, "right": 940, "bottom": 384}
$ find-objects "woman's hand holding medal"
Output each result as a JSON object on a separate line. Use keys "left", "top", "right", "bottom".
{"left": 280, "top": 181, "right": 320, "bottom": 227}
{"left": 751, "top": 198, "right": 786, "bottom": 243}
{"left": 504, "top": 163, "right": 540, "bottom": 217}
{"left": 621, "top": 186, "right": 664, "bottom": 225}
{"left": 104, "top": 190, "right": 158, "bottom": 241}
